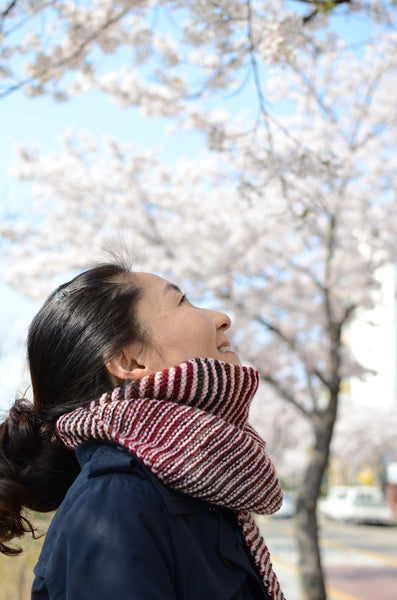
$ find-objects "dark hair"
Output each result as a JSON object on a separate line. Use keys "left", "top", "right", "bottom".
{"left": 0, "top": 263, "right": 148, "bottom": 555}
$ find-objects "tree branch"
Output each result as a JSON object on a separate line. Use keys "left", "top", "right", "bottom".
{"left": 257, "top": 369, "right": 311, "bottom": 419}
{"left": 256, "top": 315, "right": 297, "bottom": 353}
{"left": 0, "top": 5, "right": 130, "bottom": 100}
{"left": 1, "top": 0, "right": 17, "bottom": 19}
{"left": 349, "top": 69, "right": 387, "bottom": 149}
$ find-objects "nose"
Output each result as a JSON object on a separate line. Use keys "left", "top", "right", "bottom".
{"left": 204, "top": 309, "right": 231, "bottom": 331}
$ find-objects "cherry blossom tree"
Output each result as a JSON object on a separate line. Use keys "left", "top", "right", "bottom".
{"left": 0, "top": 0, "right": 393, "bottom": 104}
{"left": 2, "top": 2, "right": 397, "bottom": 600}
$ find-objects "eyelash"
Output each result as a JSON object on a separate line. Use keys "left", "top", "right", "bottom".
{"left": 179, "top": 294, "right": 188, "bottom": 304}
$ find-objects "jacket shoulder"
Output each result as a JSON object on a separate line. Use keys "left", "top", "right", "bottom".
{"left": 33, "top": 443, "right": 180, "bottom": 599}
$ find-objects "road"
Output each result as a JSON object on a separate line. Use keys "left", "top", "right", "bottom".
{"left": 256, "top": 515, "right": 397, "bottom": 600}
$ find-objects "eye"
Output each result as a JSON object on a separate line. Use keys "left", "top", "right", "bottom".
{"left": 179, "top": 294, "right": 188, "bottom": 304}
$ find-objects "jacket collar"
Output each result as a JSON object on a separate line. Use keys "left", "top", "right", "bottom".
{"left": 76, "top": 441, "right": 210, "bottom": 516}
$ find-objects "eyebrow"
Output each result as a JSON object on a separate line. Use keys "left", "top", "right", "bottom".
{"left": 163, "top": 283, "right": 183, "bottom": 296}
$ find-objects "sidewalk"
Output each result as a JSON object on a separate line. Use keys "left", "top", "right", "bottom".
{"left": 272, "top": 556, "right": 362, "bottom": 600}
{"left": 256, "top": 515, "right": 371, "bottom": 600}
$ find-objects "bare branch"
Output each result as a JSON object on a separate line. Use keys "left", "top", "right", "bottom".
{"left": 1, "top": 0, "right": 17, "bottom": 19}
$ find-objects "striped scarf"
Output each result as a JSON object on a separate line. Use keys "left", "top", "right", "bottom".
{"left": 56, "top": 358, "right": 285, "bottom": 600}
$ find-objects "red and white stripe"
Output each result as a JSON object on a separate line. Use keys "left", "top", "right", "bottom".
{"left": 57, "top": 358, "right": 285, "bottom": 600}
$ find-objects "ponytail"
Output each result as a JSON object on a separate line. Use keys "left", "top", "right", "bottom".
{"left": 0, "top": 261, "right": 147, "bottom": 555}
{"left": 0, "top": 399, "right": 79, "bottom": 555}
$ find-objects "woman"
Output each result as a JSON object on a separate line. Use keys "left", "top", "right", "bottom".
{"left": 0, "top": 262, "right": 285, "bottom": 599}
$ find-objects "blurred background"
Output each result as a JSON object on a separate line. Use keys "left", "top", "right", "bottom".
{"left": 1, "top": 1, "right": 396, "bottom": 599}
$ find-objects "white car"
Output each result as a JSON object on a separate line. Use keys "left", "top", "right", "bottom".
{"left": 318, "top": 486, "right": 395, "bottom": 525}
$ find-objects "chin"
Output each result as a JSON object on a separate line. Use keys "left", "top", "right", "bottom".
{"left": 218, "top": 352, "right": 240, "bottom": 365}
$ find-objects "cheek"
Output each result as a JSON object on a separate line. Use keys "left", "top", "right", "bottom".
{"left": 155, "top": 311, "right": 215, "bottom": 351}
{"left": 155, "top": 314, "right": 187, "bottom": 345}
{"left": 192, "top": 314, "right": 216, "bottom": 346}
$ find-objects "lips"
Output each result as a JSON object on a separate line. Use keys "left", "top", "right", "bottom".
{"left": 218, "top": 340, "right": 233, "bottom": 353}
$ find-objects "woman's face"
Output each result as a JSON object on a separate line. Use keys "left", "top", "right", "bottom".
{"left": 130, "top": 272, "right": 240, "bottom": 375}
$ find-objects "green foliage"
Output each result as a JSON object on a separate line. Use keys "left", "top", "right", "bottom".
{"left": 297, "top": 0, "right": 351, "bottom": 23}
{"left": 318, "top": 0, "right": 347, "bottom": 12}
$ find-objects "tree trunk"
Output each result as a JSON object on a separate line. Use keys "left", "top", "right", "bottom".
{"left": 295, "top": 415, "right": 335, "bottom": 600}
{"left": 295, "top": 489, "right": 326, "bottom": 600}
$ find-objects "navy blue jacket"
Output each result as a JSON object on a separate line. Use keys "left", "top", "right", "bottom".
{"left": 32, "top": 441, "right": 271, "bottom": 599}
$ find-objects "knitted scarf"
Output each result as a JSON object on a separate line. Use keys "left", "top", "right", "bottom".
{"left": 57, "top": 358, "right": 285, "bottom": 600}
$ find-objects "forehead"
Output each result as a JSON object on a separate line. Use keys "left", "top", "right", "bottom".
{"left": 136, "top": 272, "right": 178, "bottom": 297}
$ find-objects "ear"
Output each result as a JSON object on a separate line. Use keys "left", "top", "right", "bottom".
{"left": 105, "top": 345, "right": 150, "bottom": 382}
